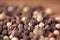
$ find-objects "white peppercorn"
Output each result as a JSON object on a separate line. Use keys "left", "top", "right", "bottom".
{"left": 45, "top": 37, "right": 49, "bottom": 40}
{"left": 49, "top": 37, "right": 55, "bottom": 40}
{"left": 0, "top": 12, "right": 6, "bottom": 20}
{"left": 53, "top": 30, "right": 60, "bottom": 36}
{"left": 35, "top": 25, "right": 39, "bottom": 29}
{"left": 22, "top": 6, "right": 29, "bottom": 13}
{"left": 11, "top": 37, "right": 19, "bottom": 40}
{"left": 3, "top": 36, "right": 10, "bottom": 40}
{"left": 55, "top": 17, "right": 60, "bottom": 22}
{"left": 45, "top": 8, "right": 53, "bottom": 15}
{"left": 39, "top": 22, "right": 45, "bottom": 28}
{"left": 6, "top": 22, "right": 12, "bottom": 27}
{"left": 21, "top": 16, "right": 26, "bottom": 22}
{"left": 7, "top": 6, "right": 13, "bottom": 12}
{"left": 39, "top": 36, "right": 45, "bottom": 40}
{"left": 37, "top": 16, "right": 43, "bottom": 22}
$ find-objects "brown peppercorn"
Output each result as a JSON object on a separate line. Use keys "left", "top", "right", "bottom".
{"left": 47, "top": 17, "right": 55, "bottom": 25}
{"left": 0, "top": 25, "right": 3, "bottom": 34}
{"left": 56, "top": 35, "right": 60, "bottom": 40}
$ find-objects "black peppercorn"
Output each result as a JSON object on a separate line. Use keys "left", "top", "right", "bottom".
{"left": 2, "top": 30, "right": 8, "bottom": 36}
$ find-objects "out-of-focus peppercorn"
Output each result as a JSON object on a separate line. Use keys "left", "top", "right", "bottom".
{"left": 3, "top": 36, "right": 10, "bottom": 40}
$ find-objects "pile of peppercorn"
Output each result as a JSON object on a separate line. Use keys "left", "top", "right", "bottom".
{"left": 0, "top": 5, "right": 60, "bottom": 40}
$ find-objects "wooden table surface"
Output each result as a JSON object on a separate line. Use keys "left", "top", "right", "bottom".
{"left": 0, "top": 0, "right": 60, "bottom": 17}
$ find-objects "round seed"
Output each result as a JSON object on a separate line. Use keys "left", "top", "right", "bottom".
{"left": 48, "top": 33, "right": 55, "bottom": 38}
{"left": 3, "top": 36, "right": 10, "bottom": 40}
{"left": 53, "top": 30, "right": 60, "bottom": 36}
{"left": 0, "top": 12, "right": 6, "bottom": 20}
{"left": 45, "top": 8, "right": 53, "bottom": 15}
{"left": 7, "top": 6, "right": 13, "bottom": 12}
{"left": 21, "top": 16, "right": 26, "bottom": 22}
{"left": 55, "top": 24, "right": 60, "bottom": 29}
{"left": 6, "top": 22, "right": 12, "bottom": 27}
{"left": 45, "top": 37, "right": 49, "bottom": 40}
{"left": 39, "top": 22, "right": 45, "bottom": 28}
{"left": 55, "top": 17, "right": 60, "bottom": 22}
{"left": 22, "top": 6, "right": 29, "bottom": 13}
{"left": 49, "top": 37, "right": 55, "bottom": 40}
{"left": 11, "top": 37, "right": 19, "bottom": 40}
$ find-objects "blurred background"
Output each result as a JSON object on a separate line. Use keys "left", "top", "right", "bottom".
{"left": 0, "top": 0, "right": 60, "bottom": 17}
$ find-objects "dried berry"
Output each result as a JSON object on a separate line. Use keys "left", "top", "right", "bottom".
{"left": 55, "top": 17, "right": 60, "bottom": 22}
{"left": 0, "top": 26, "right": 3, "bottom": 34}
{"left": 53, "top": 30, "right": 60, "bottom": 36}
{"left": 3, "top": 36, "right": 10, "bottom": 40}
{"left": 39, "top": 22, "right": 45, "bottom": 28}
{"left": 36, "top": 14, "right": 43, "bottom": 22}
{"left": 49, "top": 37, "right": 55, "bottom": 40}
{"left": 45, "top": 37, "right": 49, "bottom": 40}
{"left": 11, "top": 37, "right": 19, "bottom": 40}
{"left": 55, "top": 24, "right": 60, "bottom": 29}
{"left": 39, "top": 36, "right": 45, "bottom": 40}
{"left": 3, "top": 25, "right": 7, "bottom": 30}
{"left": 45, "top": 8, "right": 53, "bottom": 15}
{"left": 22, "top": 6, "right": 30, "bottom": 13}
{"left": 0, "top": 12, "right": 6, "bottom": 20}
{"left": 48, "top": 33, "right": 55, "bottom": 38}
{"left": 2, "top": 30, "right": 8, "bottom": 35}
{"left": 6, "top": 22, "right": 12, "bottom": 27}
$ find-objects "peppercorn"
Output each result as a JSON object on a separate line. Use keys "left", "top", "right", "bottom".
{"left": 45, "top": 37, "right": 49, "bottom": 40}
{"left": 49, "top": 37, "right": 55, "bottom": 40}
{"left": 36, "top": 14, "right": 43, "bottom": 22}
{"left": 3, "top": 36, "right": 10, "bottom": 40}
{"left": 6, "top": 22, "right": 12, "bottom": 27}
{"left": 39, "top": 22, "right": 45, "bottom": 28}
{"left": 11, "top": 37, "right": 19, "bottom": 40}
{"left": 53, "top": 30, "right": 60, "bottom": 36}
{"left": 45, "top": 8, "right": 53, "bottom": 15}
{"left": 48, "top": 33, "right": 55, "bottom": 38}
{"left": 55, "top": 17, "right": 60, "bottom": 22}
{"left": 3, "top": 25, "right": 7, "bottom": 30}
{"left": 2, "top": 30, "right": 8, "bottom": 36}
{"left": 21, "top": 16, "right": 26, "bottom": 22}
{"left": 39, "top": 36, "right": 45, "bottom": 40}
{"left": 22, "top": 6, "right": 30, "bottom": 14}
{"left": 55, "top": 24, "right": 60, "bottom": 29}
{"left": 0, "top": 12, "right": 6, "bottom": 20}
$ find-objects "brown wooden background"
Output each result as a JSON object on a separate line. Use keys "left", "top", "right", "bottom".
{"left": 0, "top": 0, "right": 60, "bottom": 17}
